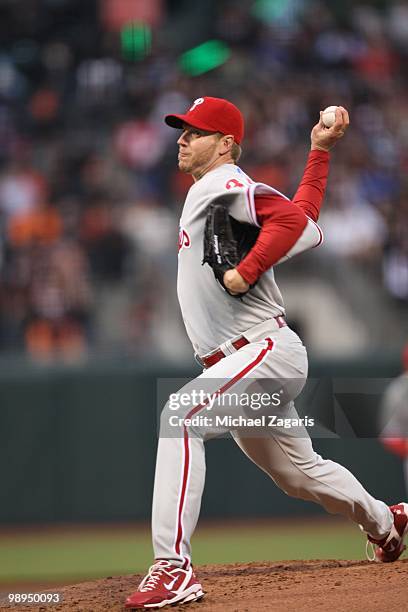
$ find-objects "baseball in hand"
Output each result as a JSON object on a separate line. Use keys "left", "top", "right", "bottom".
{"left": 322, "top": 106, "right": 338, "bottom": 128}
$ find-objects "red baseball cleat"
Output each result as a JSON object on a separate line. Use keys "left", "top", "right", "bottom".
{"left": 124, "top": 560, "right": 204, "bottom": 609}
{"left": 367, "top": 502, "right": 408, "bottom": 562}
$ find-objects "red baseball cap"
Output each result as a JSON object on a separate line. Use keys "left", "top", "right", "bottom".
{"left": 165, "top": 97, "right": 244, "bottom": 144}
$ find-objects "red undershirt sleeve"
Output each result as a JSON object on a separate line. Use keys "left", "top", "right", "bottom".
{"left": 236, "top": 149, "right": 330, "bottom": 285}
{"left": 292, "top": 150, "right": 330, "bottom": 222}
{"left": 236, "top": 195, "right": 307, "bottom": 285}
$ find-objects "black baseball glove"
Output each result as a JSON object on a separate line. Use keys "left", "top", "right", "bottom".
{"left": 202, "top": 197, "right": 260, "bottom": 297}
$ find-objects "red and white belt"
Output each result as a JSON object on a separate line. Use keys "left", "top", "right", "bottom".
{"left": 197, "top": 315, "right": 286, "bottom": 369}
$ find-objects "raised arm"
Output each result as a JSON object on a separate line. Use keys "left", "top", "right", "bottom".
{"left": 224, "top": 106, "right": 350, "bottom": 294}
{"left": 293, "top": 106, "right": 350, "bottom": 222}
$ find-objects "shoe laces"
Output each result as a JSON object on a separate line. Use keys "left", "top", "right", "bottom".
{"left": 139, "top": 561, "right": 174, "bottom": 592}
{"left": 365, "top": 540, "right": 376, "bottom": 562}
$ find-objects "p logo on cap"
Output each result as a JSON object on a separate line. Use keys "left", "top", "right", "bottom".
{"left": 189, "top": 98, "right": 204, "bottom": 112}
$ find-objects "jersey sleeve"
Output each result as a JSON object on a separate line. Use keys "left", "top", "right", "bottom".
{"left": 208, "top": 158, "right": 326, "bottom": 285}
{"left": 236, "top": 194, "right": 309, "bottom": 284}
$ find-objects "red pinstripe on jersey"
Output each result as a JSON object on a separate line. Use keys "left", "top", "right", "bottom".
{"left": 308, "top": 216, "right": 324, "bottom": 247}
{"left": 174, "top": 337, "right": 275, "bottom": 563}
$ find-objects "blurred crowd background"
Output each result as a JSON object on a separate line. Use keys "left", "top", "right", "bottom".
{"left": 0, "top": 0, "right": 407, "bottom": 364}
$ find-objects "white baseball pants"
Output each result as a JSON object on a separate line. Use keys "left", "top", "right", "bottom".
{"left": 152, "top": 325, "right": 393, "bottom": 567}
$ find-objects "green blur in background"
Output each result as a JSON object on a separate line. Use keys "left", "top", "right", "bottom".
{"left": 0, "top": 519, "right": 370, "bottom": 585}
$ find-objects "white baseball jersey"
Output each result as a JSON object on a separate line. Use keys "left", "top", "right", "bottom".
{"left": 177, "top": 163, "right": 322, "bottom": 355}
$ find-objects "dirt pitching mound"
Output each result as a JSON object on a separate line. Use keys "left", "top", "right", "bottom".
{"left": 2, "top": 559, "right": 407, "bottom": 612}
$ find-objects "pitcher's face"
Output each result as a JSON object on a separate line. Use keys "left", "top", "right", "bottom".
{"left": 177, "top": 125, "right": 222, "bottom": 178}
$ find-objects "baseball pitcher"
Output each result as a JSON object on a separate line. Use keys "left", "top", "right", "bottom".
{"left": 125, "top": 97, "right": 408, "bottom": 609}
